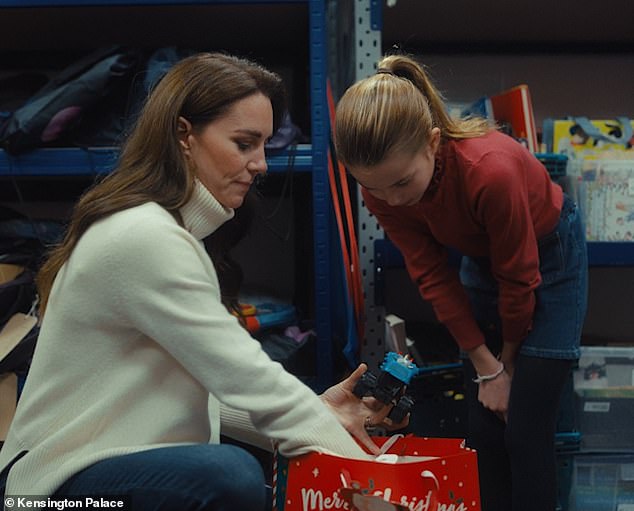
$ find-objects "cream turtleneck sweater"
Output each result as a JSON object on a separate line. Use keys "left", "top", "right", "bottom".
{"left": 0, "top": 180, "right": 366, "bottom": 501}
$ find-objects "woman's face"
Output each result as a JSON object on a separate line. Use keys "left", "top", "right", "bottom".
{"left": 180, "top": 92, "right": 273, "bottom": 209}
{"left": 348, "top": 128, "right": 440, "bottom": 207}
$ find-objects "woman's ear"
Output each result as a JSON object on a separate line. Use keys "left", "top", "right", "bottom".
{"left": 177, "top": 116, "right": 193, "bottom": 152}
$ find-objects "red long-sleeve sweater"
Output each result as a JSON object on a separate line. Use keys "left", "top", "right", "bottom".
{"left": 363, "top": 131, "right": 563, "bottom": 351}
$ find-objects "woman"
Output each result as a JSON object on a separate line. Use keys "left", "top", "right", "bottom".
{"left": 0, "top": 53, "right": 396, "bottom": 511}
{"left": 334, "top": 54, "right": 588, "bottom": 511}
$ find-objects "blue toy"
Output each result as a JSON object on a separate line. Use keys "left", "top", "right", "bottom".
{"left": 353, "top": 352, "right": 420, "bottom": 424}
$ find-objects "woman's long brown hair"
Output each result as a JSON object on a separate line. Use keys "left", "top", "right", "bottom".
{"left": 37, "top": 52, "right": 285, "bottom": 316}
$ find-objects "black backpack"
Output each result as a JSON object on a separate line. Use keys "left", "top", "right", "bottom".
{"left": 0, "top": 46, "right": 141, "bottom": 155}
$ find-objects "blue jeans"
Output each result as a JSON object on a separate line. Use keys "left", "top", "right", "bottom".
{"left": 2, "top": 444, "right": 269, "bottom": 511}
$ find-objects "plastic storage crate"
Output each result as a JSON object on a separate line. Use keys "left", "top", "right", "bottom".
{"left": 535, "top": 152, "right": 568, "bottom": 179}
{"left": 573, "top": 346, "right": 634, "bottom": 451}
{"left": 568, "top": 453, "right": 634, "bottom": 511}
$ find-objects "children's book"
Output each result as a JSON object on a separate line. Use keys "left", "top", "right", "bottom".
{"left": 543, "top": 117, "right": 634, "bottom": 160}
{"left": 577, "top": 159, "right": 634, "bottom": 241}
{"left": 489, "top": 84, "right": 538, "bottom": 153}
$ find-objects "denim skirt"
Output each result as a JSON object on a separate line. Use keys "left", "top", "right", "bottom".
{"left": 459, "top": 195, "right": 588, "bottom": 360}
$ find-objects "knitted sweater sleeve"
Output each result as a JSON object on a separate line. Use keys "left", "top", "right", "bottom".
{"left": 101, "top": 213, "right": 367, "bottom": 459}
{"left": 220, "top": 403, "right": 274, "bottom": 452}
{"left": 469, "top": 150, "right": 541, "bottom": 344}
{"left": 363, "top": 191, "right": 485, "bottom": 351}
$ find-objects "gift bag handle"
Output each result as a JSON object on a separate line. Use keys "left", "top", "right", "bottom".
{"left": 378, "top": 434, "right": 404, "bottom": 455}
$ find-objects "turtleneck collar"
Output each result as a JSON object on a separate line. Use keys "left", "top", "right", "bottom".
{"left": 179, "top": 179, "right": 235, "bottom": 240}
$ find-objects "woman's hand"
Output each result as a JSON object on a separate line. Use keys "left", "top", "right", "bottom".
{"left": 320, "top": 363, "right": 409, "bottom": 455}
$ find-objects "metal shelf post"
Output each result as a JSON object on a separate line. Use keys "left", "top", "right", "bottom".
{"left": 353, "top": 0, "right": 384, "bottom": 371}
{"left": 309, "top": 0, "right": 334, "bottom": 388}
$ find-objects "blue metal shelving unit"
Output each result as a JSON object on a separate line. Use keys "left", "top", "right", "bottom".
{"left": 0, "top": 145, "right": 315, "bottom": 176}
{"left": 308, "top": 0, "right": 333, "bottom": 387}
{"left": 0, "top": 0, "right": 337, "bottom": 387}
{"left": 586, "top": 242, "right": 634, "bottom": 266}
{"left": 374, "top": 236, "right": 634, "bottom": 279}
{"left": 0, "top": 0, "right": 302, "bottom": 4}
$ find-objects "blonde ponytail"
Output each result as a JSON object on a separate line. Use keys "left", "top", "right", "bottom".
{"left": 335, "top": 53, "right": 492, "bottom": 169}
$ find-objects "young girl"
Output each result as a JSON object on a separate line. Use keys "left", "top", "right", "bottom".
{"left": 334, "top": 54, "right": 588, "bottom": 511}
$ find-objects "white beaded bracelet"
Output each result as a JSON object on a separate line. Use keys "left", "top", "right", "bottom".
{"left": 472, "top": 362, "right": 505, "bottom": 384}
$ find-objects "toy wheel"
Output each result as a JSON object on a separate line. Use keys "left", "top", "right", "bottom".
{"left": 352, "top": 371, "right": 377, "bottom": 398}
{"left": 388, "top": 394, "right": 415, "bottom": 423}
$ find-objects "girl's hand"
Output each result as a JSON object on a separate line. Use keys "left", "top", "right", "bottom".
{"left": 477, "top": 369, "right": 512, "bottom": 422}
{"left": 320, "top": 363, "right": 409, "bottom": 454}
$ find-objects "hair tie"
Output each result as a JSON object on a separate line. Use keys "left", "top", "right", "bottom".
{"left": 376, "top": 68, "right": 394, "bottom": 76}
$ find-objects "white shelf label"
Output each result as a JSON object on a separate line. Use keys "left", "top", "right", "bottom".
{"left": 584, "top": 402, "right": 611, "bottom": 413}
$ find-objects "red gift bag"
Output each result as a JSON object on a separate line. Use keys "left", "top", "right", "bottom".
{"left": 273, "top": 435, "right": 480, "bottom": 511}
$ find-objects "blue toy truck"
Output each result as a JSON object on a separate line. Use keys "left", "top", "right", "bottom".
{"left": 353, "top": 352, "right": 419, "bottom": 424}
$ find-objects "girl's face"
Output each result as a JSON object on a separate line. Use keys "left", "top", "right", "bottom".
{"left": 348, "top": 128, "right": 441, "bottom": 207}
{"left": 179, "top": 92, "right": 273, "bottom": 209}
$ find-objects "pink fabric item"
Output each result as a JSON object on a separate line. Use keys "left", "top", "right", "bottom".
{"left": 41, "top": 106, "right": 82, "bottom": 142}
